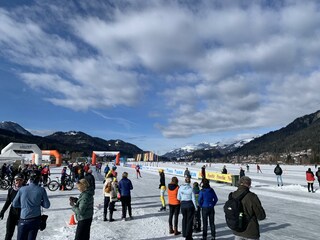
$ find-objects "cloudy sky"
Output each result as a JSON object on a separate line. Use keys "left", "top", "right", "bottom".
{"left": 1, "top": 0, "right": 320, "bottom": 154}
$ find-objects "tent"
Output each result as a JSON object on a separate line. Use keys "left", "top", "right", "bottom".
{"left": 0, "top": 149, "right": 23, "bottom": 164}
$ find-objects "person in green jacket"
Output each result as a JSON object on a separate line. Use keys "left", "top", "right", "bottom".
{"left": 70, "top": 179, "right": 94, "bottom": 240}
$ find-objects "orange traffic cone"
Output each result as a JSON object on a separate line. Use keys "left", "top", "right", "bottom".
{"left": 69, "top": 214, "right": 76, "bottom": 225}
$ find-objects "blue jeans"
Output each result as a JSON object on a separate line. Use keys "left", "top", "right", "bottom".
{"left": 276, "top": 175, "right": 283, "bottom": 186}
{"left": 17, "top": 217, "right": 41, "bottom": 240}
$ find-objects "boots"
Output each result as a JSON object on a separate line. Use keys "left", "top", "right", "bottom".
{"left": 109, "top": 211, "right": 115, "bottom": 222}
{"left": 103, "top": 212, "right": 108, "bottom": 221}
{"left": 169, "top": 225, "right": 174, "bottom": 234}
{"left": 159, "top": 206, "right": 166, "bottom": 212}
{"left": 174, "top": 227, "right": 181, "bottom": 235}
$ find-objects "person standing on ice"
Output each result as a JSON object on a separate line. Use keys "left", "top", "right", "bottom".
{"left": 257, "top": 164, "right": 262, "bottom": 173}
{"left": 118, "top": 172, "right": 133, "bottom": 221}
{"left": 0, "top": 174, "right": 24, "bottom": 240}
{"left": 13, "top": 171, "right": 50, "bottom": 240}
{"left": 167, "top": 176, "right": 181, "bottom": 235}
{"left": 231, "top": 176, "right": 266, "bottom": 240}
{"left": 316, "top": 167, "right": 320, "bottom": 187}
{"left": 103, "top": 172, "right": 117, "bottom": 222}
{"left": 306, "top": 168, "right": 315, "bottom": 193}
{"left": 70, "top": 178, "right": 94, "bottom": 240}
{"left": 274, "top": 164, "right": 283, "bottom": 186}
{"left": 178, "top": 174, "right": 197, "bottom": 240}
{"left": 159, "top": 169, "right": 167, "bottom": 211}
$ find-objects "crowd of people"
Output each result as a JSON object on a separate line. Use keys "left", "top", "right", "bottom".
{"left": 1, "top": 162, "right": 320, "bottom": 240}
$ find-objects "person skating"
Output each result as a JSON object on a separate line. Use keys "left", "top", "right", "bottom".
{"left": 178, "top": 174, "right": 197, "bottom": 240}
{"left": 274, "top": 164, "right": 283, "bottom": 186}
{"left": 118, "top": 172, "right": 133, "bottom": 221}
{"left": 239, "top": 167, "right": 245, "bottom": 178}
{"left": 135, "top": 165, "right": 142, "bottom": 178}
{"left": 231, "top": 176, "right": 266, "bottom": 240}
{"left": 0, "top": 174, "right": 24, "bottom": 240}
{"left": 306, "top": 168, "right": 315, "bottom": 193}
{"left": 167, "top": 176, "right": 181, "bottom": 235}
{"left": 198, "top": 178, "right": 218, "bottom": 240}
{"left": 159, "top": 169, "right": 166, "bottom": 211}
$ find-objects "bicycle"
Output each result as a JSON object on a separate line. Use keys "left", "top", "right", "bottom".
{"left": 0, "top": 178, "right": 10, "bottom": 190}
{"left": 47, "top": 175, "right": 74, "bottom": 191}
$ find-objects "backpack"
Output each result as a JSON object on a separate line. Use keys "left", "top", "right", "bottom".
{"left": 224, "top": 189, "right": 249, "bottom": 232}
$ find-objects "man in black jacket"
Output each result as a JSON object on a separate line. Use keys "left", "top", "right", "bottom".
{"left": 0, "top": 174, "right": 24, "bottom": 240}
{"left": 84, "top": 169, "right": 96, "bottom": 195}
{"left": 274, "top": 164, "right": 283, "bottom": 186}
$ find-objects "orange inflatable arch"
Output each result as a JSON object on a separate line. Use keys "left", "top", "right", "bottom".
{"left": 42, "top": 150, "right": 62, "bottom": 167}
{"left": 91, "top": 151, "right": 120, "bottom": 166}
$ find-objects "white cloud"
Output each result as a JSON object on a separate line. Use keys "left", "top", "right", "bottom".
{"left": 1, "top": 1, "right": 320, "bottom": 141}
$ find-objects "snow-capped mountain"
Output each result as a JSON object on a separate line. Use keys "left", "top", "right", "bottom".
{"left": 0, "top": 121, "right": 33, "bottom": 136}
{"left": 163, "top": 138, "right": 255, "bottom": 159}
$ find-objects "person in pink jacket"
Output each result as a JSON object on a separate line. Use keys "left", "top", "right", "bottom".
{"left": 306, "top": 168, "right": 315, "bottom": 193}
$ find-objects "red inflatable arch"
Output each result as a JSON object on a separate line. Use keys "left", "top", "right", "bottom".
{"left": 91, "top": 151, "right": 120, "bottom": 166}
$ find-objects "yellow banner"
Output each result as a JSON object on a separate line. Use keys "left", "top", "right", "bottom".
{"left": 200, "top": 171, "right": 232, "bottom": 183}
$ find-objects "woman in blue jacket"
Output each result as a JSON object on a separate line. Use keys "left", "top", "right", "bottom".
{"left": 198, "top": 178, "right": 218, "bottom": 240}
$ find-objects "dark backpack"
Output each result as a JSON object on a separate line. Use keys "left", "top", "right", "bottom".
{"left": 224, "top": 189, "right": 249, "bottom": 232}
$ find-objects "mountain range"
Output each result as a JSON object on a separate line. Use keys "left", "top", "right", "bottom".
{"left": 0, "top": 122, "right": 142, "bottom": 158}
{"left": 1, "top": 109, "right": 320, "bottom": 162}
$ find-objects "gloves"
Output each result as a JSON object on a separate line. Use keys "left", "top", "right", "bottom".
{"left": 69, "top": 197, "right": 78, "bottom": 206}
{"left": 0, "top": 211, "right": 4, "bottom": 220}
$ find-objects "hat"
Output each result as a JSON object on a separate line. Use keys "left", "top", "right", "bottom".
{"left": 14, "top": 174, "right": 24, "bottom": 180}
{"left": 158, "top": 169, "right": 164, "bottom": 173}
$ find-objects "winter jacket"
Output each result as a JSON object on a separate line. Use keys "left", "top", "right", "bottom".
{"left": 12, "top": 183, "right": 50, "bottom": 219}
{"left": 198, "top": 187, "right": 218, "bottom": 208}
{"left": 177, "top": 183, "right": 197, "bottom": 209}
{"left": 103, "top": 178, "right": 118, "bottom": 201}
{"left": 0, "top": 187, "right": 21, "bottom": 219}
{"left": 72, "top": 190, "right": 94, "bottom": 221}
{"left": 193, "top": 186, "right": 200, "bottom": 207}
{"left": 306, "top": 171, "right": 315, "bottom": 182}
{"left": 159, "top": 172, "right": 166, "bottom": 188}
{"left": 118, "top": 177, "right": 133, "bottom": 197}
{"left": 232, "top": 185, "right": 266, "bottom": 239}
{"left": 168, "top": 183, "right": 180, "bottom": 205}
{"left": 274, "top": 166, "right": 283, "bottom": 175}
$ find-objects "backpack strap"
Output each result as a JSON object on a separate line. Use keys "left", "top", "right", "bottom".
{"left": 235, "top": 189, "right": 249, "bottom": 201}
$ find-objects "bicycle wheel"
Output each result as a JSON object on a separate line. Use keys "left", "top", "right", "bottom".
{"left": 65, "top": 180, "right": 74, "bottom": 190}
{"left": 47, "top": 180, "right": 60, "bottom": 191}
{"left": 0, "top": 179, "right": 10, "bottom": 190}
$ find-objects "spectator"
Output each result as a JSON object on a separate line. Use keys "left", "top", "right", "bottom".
{"left": 60, "top": 166, "right": 67, "bottom": 191}
{"left": 159, "top": 169, "right": 166, "bottom": 211}
{"left": 70, "top": 179, "right": 94, "bottom": 240}
{"left": 306, "top": 168, "right": 315, "bottom": 193}
{"left": 0, "top": 174, "right": 25, "bottom": 240}
{"left": 12, "top": 171, "right": 50, "bottom": 240}
{"left": 84, "top": 169, "right": 96, "bottom": 195}
{"left": 201, "top": 165, "right": 206, "bottom": 179}
{"left": 167, "top": 176, "right": 181, "bottom": 235}
{"left": 103, "top": 172, "right": 117, "bottom": 222}
{"left": 178, "top": 175, "right": 197, "bottom": 240}
{"left": 184, "top": 168, "right": 191, "bottom": 178}
{"left": 274, "top": 164, "right": 283, "bottom": 186}
{"left": 231, "top": 176, "right": 266, "bottom": 240}
{"left": 118, "top": 172, "right": 133, "bottom": 221}
{"left": 198, "top": 178, "right": 218, "bottom": 240}
{"left": 240, "top": 167, "right": 245, "bottom": 178}
{"left": 316, "top": 167, "right": 320, "bottom": 187}
{"left": 193, "top": 182, "right": 201, "bottom": 233}
{"left": 41, "top": 165, "right": 50, "bottom": 186}
{"left": 222, "top": 165, "right": 228, "bottom": 174}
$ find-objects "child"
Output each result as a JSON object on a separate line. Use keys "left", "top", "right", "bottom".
{"left": 193, "top": 182, "right": 201, "bottom": 233}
